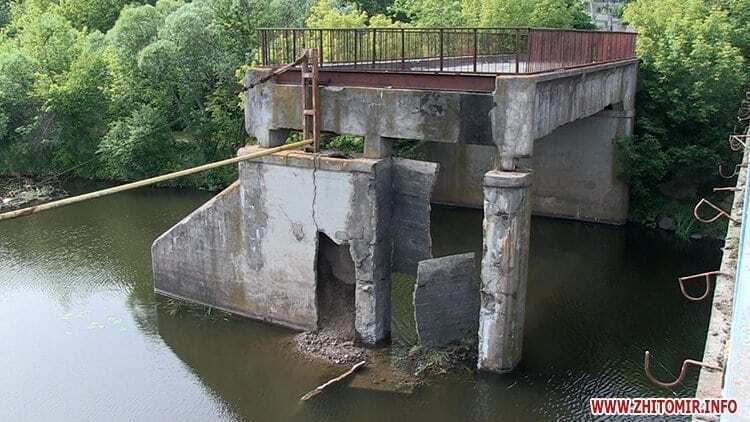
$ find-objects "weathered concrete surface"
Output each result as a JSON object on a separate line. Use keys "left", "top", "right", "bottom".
{"left": 693, "top": 143, "right": 748, "bottom": 422}
{"left": 152, "top": 181, "right": 246, "bottom": 316}
{"left": 245, "top": 69, "right": 494, "bottom": 154}
{"left": 153, "top": 149, "right": 439, "bottom": 345}
{"left": 414, "top": 253, "right": 480, "bottom": 347}
{"left": 478, "top": 171, "right": 532, "bottom": 373}
{"left": 153, "top": 148, "right": 394, "bottom": 343}
{"left": 245, "top": 60, "right": 637, "bottom": 164}
{"left": 411, "top": 108, "right": 632, "bottom": 224}
{"left": 529, "top": 108, "right": 631, "bottom": 224}
{"left": 392, "top": 158, "right": 439, "bottom": 275}
{"left": 492, "top": 60, "right": 637, "bottom": 168}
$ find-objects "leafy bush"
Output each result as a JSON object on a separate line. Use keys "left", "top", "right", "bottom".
{"left": 97, "top": 104, "right": 176, "bottom": 180}
{"left": 621, "top": 0, "right": 749, "bottom": 227}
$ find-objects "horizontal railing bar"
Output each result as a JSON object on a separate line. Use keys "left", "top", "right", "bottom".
{"left": 258, "top": 27, "right": 635, "bottom": 35}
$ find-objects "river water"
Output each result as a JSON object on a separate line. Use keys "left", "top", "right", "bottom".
{"left": 0, "top": 187, "right": 719, "bottom": 421}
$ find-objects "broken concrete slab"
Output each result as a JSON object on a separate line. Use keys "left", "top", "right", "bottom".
{"left": 414, "top": 253, "right": 479, "bottom": 347}
{"left": 392, "top": 158, "right": 439, "bottom": 275}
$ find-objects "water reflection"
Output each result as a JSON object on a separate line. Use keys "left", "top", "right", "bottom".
{"left": 0, "top": 188, "right": 719, "bottom": 421}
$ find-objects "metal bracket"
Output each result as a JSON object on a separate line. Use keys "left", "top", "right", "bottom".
{"left": 242, "top": 54, "right": 307, "bottom": 92}
{"left": 644, "top": 351, "right": 721, "bottom": 389}
{"left": 677, "top": 271, "right": 729, "bottom": 301}
{"left": 713, "top": 186, "right": 743, "bottom": 192}
{"left": 718, "top": 163, "right": 747, "bottom": 179}
{"left": 693, "top": 198, "right": 740, "bottom": 224}
{"left": 729, "top": 134, "right": 749, "bottom": 151}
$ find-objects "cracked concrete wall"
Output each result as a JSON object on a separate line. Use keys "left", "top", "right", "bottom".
{"left": 153, "top": 148, "right": 394, "bottom": 343}
{"left": 414, "top": 253, "right": 480, "bottom": 347}
{"left": 240, "top": 148, "right": 395, "bottom": 342}
{"left": 478, "top": 171, "right": 532, "bottom": 373}
{"left": 152, "top": 148, "right": 441, "bottom": 345}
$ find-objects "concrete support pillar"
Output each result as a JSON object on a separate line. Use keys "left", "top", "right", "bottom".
{"left": 364, "top": 135, "right": 392, "bottom": 159}
{"left": 491, "top": 77, "right": 537, "bottom": 171}
{"left": 478, "top": 170, "right": 532, "bottom": 373}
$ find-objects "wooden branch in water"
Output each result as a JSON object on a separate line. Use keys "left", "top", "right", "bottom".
{"left": 300, "top": 360, "right": 366, "bottom": 401}
{"left": 0, "top": 140, "right": 312, "bottom": 222}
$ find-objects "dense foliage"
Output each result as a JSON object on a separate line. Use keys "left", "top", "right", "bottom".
{"left": 0, "top": 0, "right": 594, "bottom": 189}
{"left": 0, "top": 0, "right": 310, "bottom": 188}
{"left": 619, "top": 0, "right": 749, "bottom": 229}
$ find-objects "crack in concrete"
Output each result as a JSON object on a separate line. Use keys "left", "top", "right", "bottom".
{"left": 311, "top": 155, "right": 320, "bottom": 233}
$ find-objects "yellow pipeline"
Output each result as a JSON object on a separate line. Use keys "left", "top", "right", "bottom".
{"left": 0, "top": 140, "right": 312, "bottom": 222}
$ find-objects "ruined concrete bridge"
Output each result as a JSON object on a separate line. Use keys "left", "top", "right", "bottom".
{"left": 152, "top": 27, "right": 638, "bottom": 374}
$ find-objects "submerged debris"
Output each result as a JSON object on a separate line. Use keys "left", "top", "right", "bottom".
{"left": 407, "top": 338, "right": 478, "bottom": 377}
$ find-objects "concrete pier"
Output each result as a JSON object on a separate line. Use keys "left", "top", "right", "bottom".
{"left": 152, "top": 56, "right": 637, "bottom": 374}
{"left": 478, "top": 171, "right": 532, "bottom": 372}
{"left": 152, "top": 150, "right": 438, "bottom": 344}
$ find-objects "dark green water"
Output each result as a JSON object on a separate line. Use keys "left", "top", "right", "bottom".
{"left": 0, "top": 188, "right": 719, "bottom": 421}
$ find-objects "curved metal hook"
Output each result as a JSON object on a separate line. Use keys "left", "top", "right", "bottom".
{"left": 694, "top": 198, "right": 740, "bottom": 224}
{"left": 718, "top": 163, "right": 743, "bottom": 179}
{"left": 729, "top": 135, "right": 748, "bottom": 151}
{"left": 644, "top": 351, "right": 721, "bottom": 389}
{"left": 677, "top": 271, "right": 727, "bottom": 301}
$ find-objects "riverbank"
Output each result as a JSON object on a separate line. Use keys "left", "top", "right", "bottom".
{"left": 0, "top": 176, "right": 66, "bottom": 213}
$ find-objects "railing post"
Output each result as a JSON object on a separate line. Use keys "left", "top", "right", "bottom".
{"left": 439, "top": 28, "right": 444, "bottom": 72}
{"left": 515, "top": 28, "right": 520, "bottom": 73}
{"left": 473, "top": 28, "right": 478, "bottom": 72}
{"left": 372, "top": 28, "right": 377, "bottom": 68}
{"left": 591, "top": 32, "right": 597, "bottom": 63}
{"left": 260, "top": 30, "right": 267, "bottom": 65}
{"left": 354, "top": 29, "right": 358, "bottom": 68}
{"left": 401, "top": 28, "right": 405, "bottom": 70}
{"left": 318, "top": 29, "right": 324, "bottom": 65}
{"left": 292, "top": 29, "right": 297, "bottom": 61}
{"left": 284, "top": 29, "right": 289, "bottom": 63}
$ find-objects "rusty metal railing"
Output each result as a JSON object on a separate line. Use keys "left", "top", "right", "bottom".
{"left": 257, "top": 27, "right": 636, "bottom": 75}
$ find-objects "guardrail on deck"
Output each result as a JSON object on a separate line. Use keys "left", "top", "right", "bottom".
{"left": 258, "top": 27, "right": 636, "bottom": 75}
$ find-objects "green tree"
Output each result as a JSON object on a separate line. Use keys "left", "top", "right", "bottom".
{"left": 392, "top": 0, "right": 593, "bottom": 28}
{"left": 58, "top": 0, "right": 132, "bottom": 32}
{"left": 621, "top": 0, "right": 748, "bottom": 221}
{"left": 98, "top": 104, "right": 175, "bottom": 180}
{"left": 0, "top": 0, "right": 11, "bottom": 28}
{"left": 306, "top": 0, "right": 368, "bottom": 28}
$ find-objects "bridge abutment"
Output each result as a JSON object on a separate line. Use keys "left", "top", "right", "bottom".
{"left": 152, "top": 59, "right": 637, "bottom": 374}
